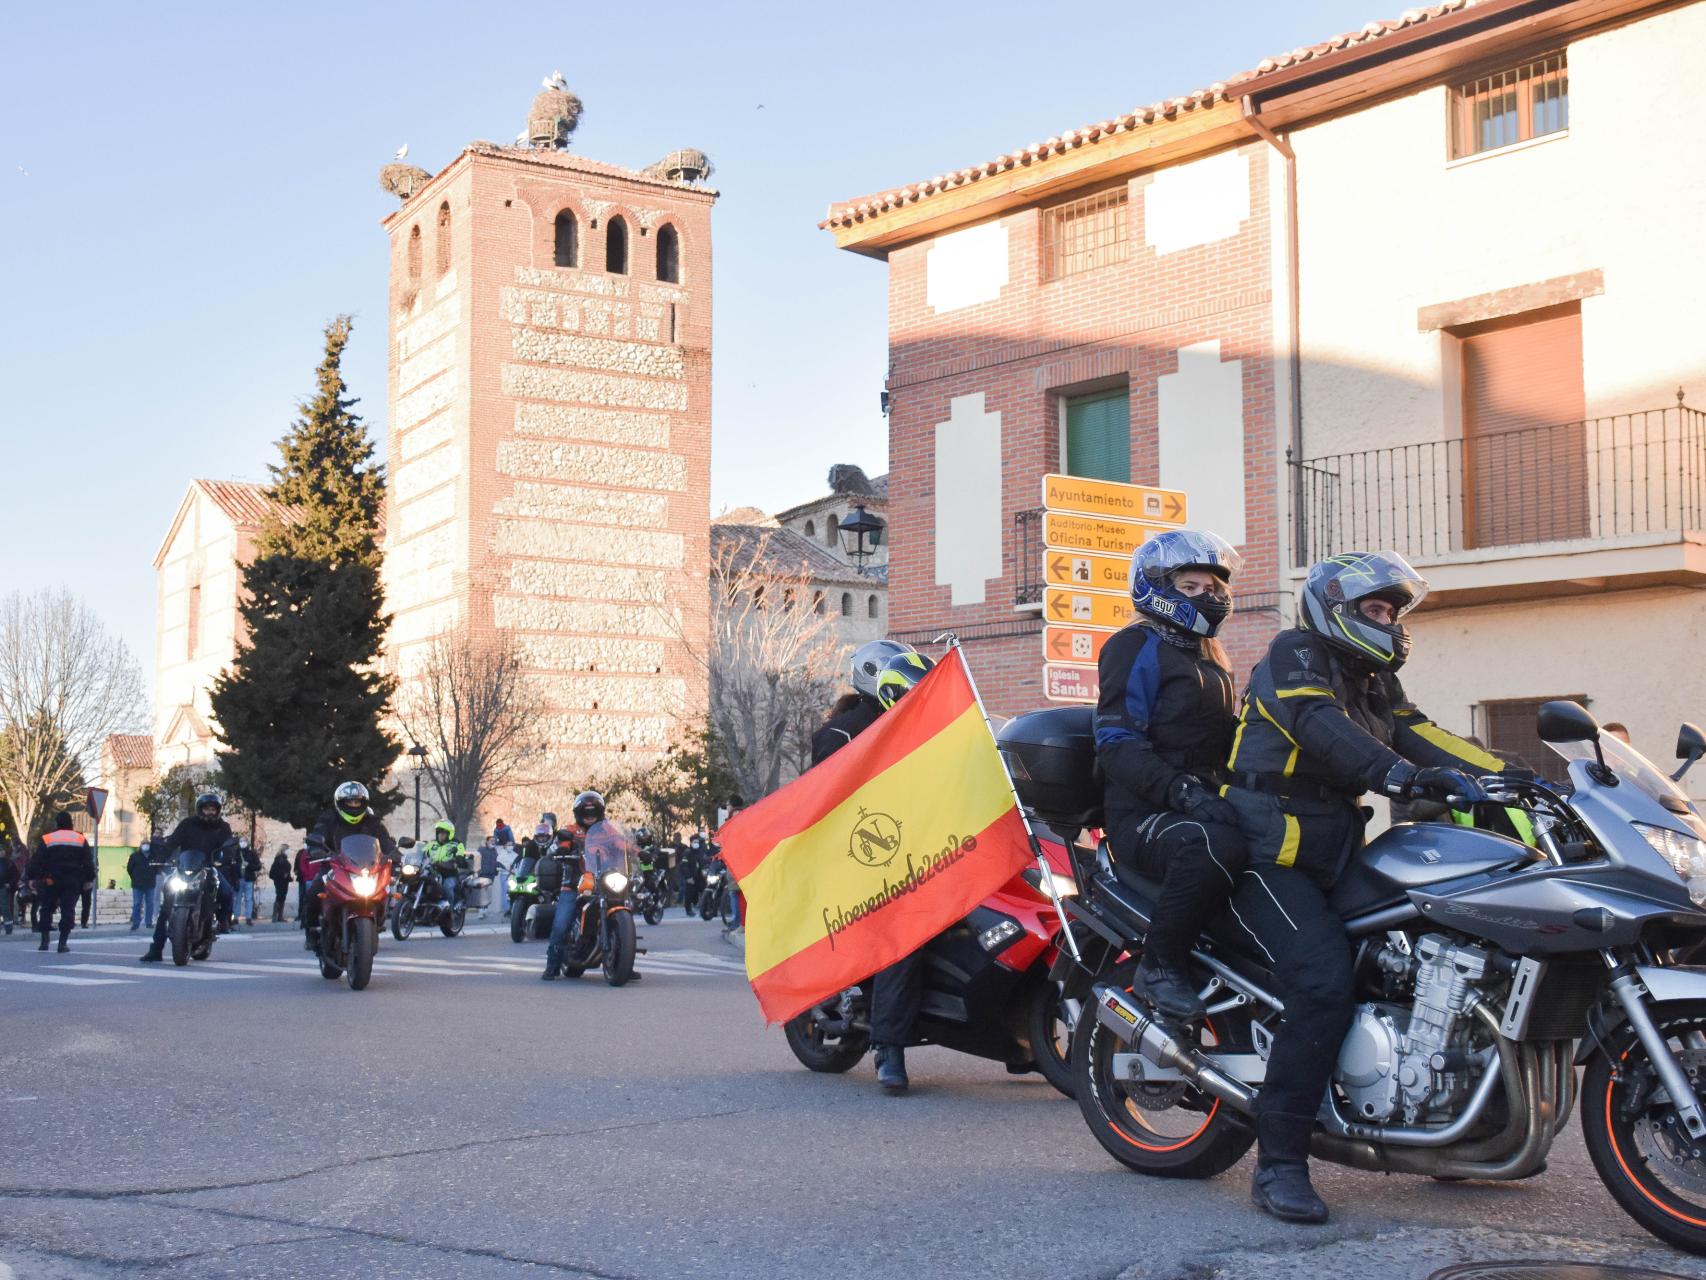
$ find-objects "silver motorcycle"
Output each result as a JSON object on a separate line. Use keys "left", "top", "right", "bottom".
{"left": 1001, "top": 699, "right": 1706, "bottom": 1255}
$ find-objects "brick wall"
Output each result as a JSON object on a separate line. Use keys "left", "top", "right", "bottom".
{"left": 882, "top": 144, "right": 1283, "bottom": 714}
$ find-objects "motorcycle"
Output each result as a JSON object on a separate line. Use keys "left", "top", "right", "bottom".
{"left": 158, "top": 840, "right": 229, "bottom": 967}
{"left": 698, "top": 857, "right": 727, "bottom": 922}
{"left": 998, "top": 699, "right": 1706, "bottom": 1256}
{"left": 313, "top": 832, "right": 393, "bottom": 991}
{"left": 780, "top": 829, "right": 1082, "bottom": 1096}
{"left": 549, "top": 826, "right": 644, "bottom": 986}
{"left": 392, "top": 844, "right": 467, "bottom": 940}
{"left": 510, "top": 844, "right": 578, "bottom": 942}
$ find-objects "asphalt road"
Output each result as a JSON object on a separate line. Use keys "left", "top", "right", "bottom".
{"left": 3, "top": 917, "right": 1705, "bottom": 1280}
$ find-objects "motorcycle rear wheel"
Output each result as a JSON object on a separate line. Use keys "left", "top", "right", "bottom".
{"left": 510, "top": 899, "right": 528, "bottom": 943}
{"left": 784, "top": 995, "right": 870, "bottom": 1073}
{"left": 392, "top": 903, "right": 414, "bottom": 942}
{"left": 643, "top": 901, "right": 664, "bottom": 927}
{"left": 1025, "top": 980, "right": 1077, "bottom": 1099}
{"left": 604, "top": 910, "right": 637, "bottom": 986}
{"left": 441, "top": 905, "right": 465, "bottom": 938}
{"left": 346, "top": 917, "right": 375, "bottom": 991}
{"left": 169, "top": 907, "right": 191, "bottom": 967}
{"left": 1073, "top": 958, "right": 1253, "bottom": 1179}
{"left": 1582, "top": 999, "right": 1706, "bottom": 1255}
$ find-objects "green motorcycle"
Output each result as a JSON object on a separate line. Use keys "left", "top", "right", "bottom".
{"left": 508, "top": 845, "right": 576, "bottom": 942}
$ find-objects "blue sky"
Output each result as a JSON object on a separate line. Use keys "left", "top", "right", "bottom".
{"left": 1, "top": 0, "right": 1383, "bottom": 670}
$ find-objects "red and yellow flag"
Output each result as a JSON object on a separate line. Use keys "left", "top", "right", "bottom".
{"left": 719, "top": 648, "right": 1033, "bottom": 1025}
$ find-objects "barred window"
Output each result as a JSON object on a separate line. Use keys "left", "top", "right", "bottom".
{"left": 1481, "top": 694, "right": 1586, "bottom": 783}
{"left": 1040, "top": 188, "right": 1128, "bottom": 281}
{"left": 1451, "top": 52, "right": 1568, "bottom": 159}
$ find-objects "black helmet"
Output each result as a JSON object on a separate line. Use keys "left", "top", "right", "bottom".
{"left": 194, "top": 792, "right": 222, "bottom": 824}
{"left": 334, "top": 781, "right": 370, "bottom": 822}
{"left": 850, "top": 639, "right": 916, "bottom": 700}
{"left": 1297, "top": 551, "right": 1428, "bottom": 672}
{"left": 1128, "top": 529, "right": 1241, "bottom": 638}
{"left": 874, "top": 651, "right": 936, "bottom": 712}
{"left": 554, "top": 827, "right": 579, "bottom": 846}
{"left": 572, "top": 790, "right": 605, "bottom": 827}
{"left": 634, "top": 825, "right": 654, "bottom": 845}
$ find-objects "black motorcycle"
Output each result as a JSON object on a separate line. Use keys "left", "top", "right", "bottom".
{"left": 698, "top": 855, "right": 729, "bottom": 922}
{"left": 158, "top": 841, "right": 227, "bottom": 967}
{"left": 391, "top": 843, "right": 467, "bottom": 940}
{"left": 510, "top": 844, "right": 579, "bottom": 942}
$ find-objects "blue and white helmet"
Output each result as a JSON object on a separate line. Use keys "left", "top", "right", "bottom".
{"left": 1128, "top": 529, "right": 1242, "bottom": 638}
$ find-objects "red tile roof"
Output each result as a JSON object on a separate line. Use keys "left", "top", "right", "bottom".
{"left": 105, "top": 734, "right": 155, "bottom": 772}
{"left": 822, "top": 0, "right": 1469, "bottom": 230}
{"left": 196, "top": 479, "right": 292, "bottom": 530}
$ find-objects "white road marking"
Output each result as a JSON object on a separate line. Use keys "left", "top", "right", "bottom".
{"left": 62, "top": 964, "right": 248, "bottom": 981}
{"left": 0, "top": 970, "right": 133, "bottom": 986}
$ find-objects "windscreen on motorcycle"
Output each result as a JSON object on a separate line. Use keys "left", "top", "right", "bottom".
{"left": 400, "top": 847, "right": 428, "bottom": 869}
{"left": 175, "top": 849, "right": 210, "bottom": 872}
{"left": 336, "top": 834, "right": 383, "bottom": 869}
{"left": 580, "top": 821, "right": 637, "bottom": 876}
{"left": 1549, "top": 734, "right": 1702, "bottom": 819}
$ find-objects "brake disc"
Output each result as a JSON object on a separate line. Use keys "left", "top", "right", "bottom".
{"left": 1633, "top": 1047, "right": 1706, "bottom": 1196}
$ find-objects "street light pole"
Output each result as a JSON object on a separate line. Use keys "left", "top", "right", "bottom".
{"left": 407, "top": 744, "right": 428, "bottom": 842}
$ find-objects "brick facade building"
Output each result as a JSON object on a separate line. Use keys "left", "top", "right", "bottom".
{"left": 380, "top": 92, "right": 717, "bottom": 820}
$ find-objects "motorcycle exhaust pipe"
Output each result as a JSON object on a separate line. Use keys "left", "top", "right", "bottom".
{"left": 1091, "top": 984, "right": 1256, "bottom": 1113}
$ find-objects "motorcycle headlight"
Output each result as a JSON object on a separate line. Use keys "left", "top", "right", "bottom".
{"left": 167, "top": 875, "right": 188, "bottom": 892}
{"left": 602, "top": 871, "right": 629, "bottom": 895}
{"left": 401, "top": 864, "right": 418, "bottom": 877}
{"left": 1023, "top": 867, "right": 1078, "bottom": 899}
{"left": 351, "top": 872, "right": 379, "bottom": 897}
{"left": 1634, "top": 822, "right": 1706, "bottom": 904}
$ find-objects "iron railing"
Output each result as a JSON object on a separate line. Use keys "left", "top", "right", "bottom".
{"left": 1014, "top": 507, "right": 1045, "bottom": 605}
{"left": 1289, "top": 398, "right": 1706, "bottom": 566}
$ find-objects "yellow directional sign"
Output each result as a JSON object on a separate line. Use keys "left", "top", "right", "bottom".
{"left": 1044, "top": 626, "right": 1112, "bottom": 665}
{"left": 1042, "top": 512, "right": 1167, "bottom": 558}
{"left": 1044, "top": 663, "right": 1100, "bottom": 704}
{"left": 1043, "top": 549, "right": 1130, "bottom": 594}
{"left": 1043, "top": 587, "right": 1132, "bottom": 631}
{"left": 1043, "top": 474, "right": 1187, "bottom": 526}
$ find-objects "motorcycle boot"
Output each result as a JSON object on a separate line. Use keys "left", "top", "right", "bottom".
{"left": 1251, "top": 1112, "right": 1328, "bottom": 1225}
{"left": 541, "top": 945, "right": 561, "bottom": 980}
{"left": 873, "top": 1044, "right": 909, "bottom": 1093}
{"left": 140, "top": 945, "right": 163, "bottom": 962}
{"left": 1134, "top": 954, "right": 1206, "bottom": 1024}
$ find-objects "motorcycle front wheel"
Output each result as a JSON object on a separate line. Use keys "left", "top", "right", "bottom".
{"left": 1072, "top": 958, "right": 1254, "bottom": 1179}
{"left": 643, "top": 901, "right": 664, "bottom": 927}
{"left": 346, "top": 917, "right": 376, "bottom": 991}
{"left": 169, "top": 906, "right": 191, "bottom": 967}
{"left": 1582, "top": 999, "right": 1706, "bottom": 1255}
{"left": 698, "top": 891, "right": 717, "bottom": 922}
{"left": 784, "top": 994, "right": 870, "bottom": 1073}
{"left": 510, "top": 899, "right": 528, "bottom": 943}
{"left": 604, "top": 910, "right": 637, "bottom": 986}
{"left": 1025, "top": 980, "right": 1077, "bottom": 1099}
{"left": 391, "top": 902, "right": 414, "bottom": 941}
{"left": 441, "top": 905, "right": 465, "bottom": 938}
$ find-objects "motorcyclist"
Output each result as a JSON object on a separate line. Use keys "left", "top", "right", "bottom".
{"left": 679, "top": 832, "right": 708, "bottom": 917}
{"left": 1094, "top": 530, "right": 1246, "bottom": 1026}
{"left": 140, "top": 793, "right": 236, "bottom": 963}
{"left": 851, "top": 650, "right": 937, "bottom": 1093}
{"left": 811, "top": 639, "right": 917, "bottom": 764}
{"left": 1221, "top": 551, "right": 1528, "bottom": 1226}
{"left": 634, "top": 827, "right": 663, "bottom": 896}
{"left": 522, "top": 820, "right": 554, "bottom": 860}
{"left": 303, "top": 781, "right": 397, "bottom": 953}
{"left": 542, "top": 790, "right": 629, "bottom": 979}
{"left": 423, "top": 819, "right": 469, "bottom": 913}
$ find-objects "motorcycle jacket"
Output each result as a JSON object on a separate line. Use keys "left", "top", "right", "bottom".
{"left": 28, "top": 829, "right": 95, "bottom": 887}
{"left": 162, "top": 815, "right": 236, "bottom": 860}
{"left": 424, "top": 838, "right": 467, "bottom": 875}
{"left": 811, "top": 698, "right": 880, "bottom": 765}
{"left": 1095, "top": 623, "right": 1237, "bottom": 833}
{"left": 308, "top": 809, "right": 398, "bottom": 863}
{"left": 1229, "top": 627, "right": 1512, "bottom": 804}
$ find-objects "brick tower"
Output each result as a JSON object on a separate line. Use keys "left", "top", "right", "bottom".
{"left": 379, "top": 83, "right": 715, "bottom": 819}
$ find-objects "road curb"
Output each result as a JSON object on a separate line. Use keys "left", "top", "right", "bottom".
{"left": 722, "top": 924, "right": 745, "bottom": 955}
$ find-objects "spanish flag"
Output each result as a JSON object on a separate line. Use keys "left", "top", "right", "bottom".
{"left": 720, "top": 647, "right": 1034, "bottom": 1025}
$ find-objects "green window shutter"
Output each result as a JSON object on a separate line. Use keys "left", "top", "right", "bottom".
{"left": 1065, "top": 391, "right": 1130, "bottom": 483}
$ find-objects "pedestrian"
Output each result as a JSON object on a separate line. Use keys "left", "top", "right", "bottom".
{"left": 0, "top": 843, "right": 17, "bottom": 935}
{"left": 293, "top": 843, "right": 313, "bottom": 926}
{"left": 238, "top": 837, "right": 261, "bottom": 925}
{"left": 1603, "top": 720, "right": 1632, "bottom": 746}
{"left": 476, "top": 841, "right": 498, "bottom": 917}
{"left": 14, "top": 842, "right": 38, "bottom": 931}
{"left": 125, "top": 839, "right": 162, "bottom": 933}
{"left": 492, "top": 836, "right": 514, "bottom": 918}
{"left": 28, "top": 812, "right": 95, "bottom": 953}
{"left": 492, "top": 817, "right": 513, "bottom": 849}
{"left": 268, "top": 846, "right": 292, "bottom": 922}
{"left": 79, "top": 878, "right": 93, "bottom": 930}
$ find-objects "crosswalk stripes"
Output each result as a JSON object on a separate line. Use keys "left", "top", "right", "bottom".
{"left": 64, "top": 963, "right": 249, "bottom": 982}
{"left": 0, "top": 970, "right": 131, "bottom": 986}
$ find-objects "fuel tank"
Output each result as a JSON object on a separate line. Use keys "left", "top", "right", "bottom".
{"left": 1331, "top": 821, "right": 1530, "bottom": 920}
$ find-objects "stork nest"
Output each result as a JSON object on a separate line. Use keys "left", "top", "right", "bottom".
{"left": 527, "top": 88, "right": 583, "bottom": 149}
{"left": 643, "top": 147, "right": 714, "bottom": 184}
{"left": 379, "top": 163, "right": 433, "bottom": 201}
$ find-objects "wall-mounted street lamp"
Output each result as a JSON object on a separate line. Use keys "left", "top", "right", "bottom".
{"left": 838, "top": 505, "right": 886, "bottom": 574}
{"left": 407, "top": 743, "right": 429, "bottom": 842}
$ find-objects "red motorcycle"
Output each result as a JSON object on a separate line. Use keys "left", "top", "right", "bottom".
{"left": 312, "top": 833, "right": 395, "bottom": 991}
{"left": 782, "top": 830, "right": 1083, "bottom": 1095}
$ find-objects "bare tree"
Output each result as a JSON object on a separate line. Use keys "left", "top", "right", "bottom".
{"left": 0, "top": 590, "right": 146, "bottom": 843}
{"left": 703, "top": 529, "right": 849, "bottom": 802}
{"left": 394, "top": 627, "right": 538, "bottom": 838}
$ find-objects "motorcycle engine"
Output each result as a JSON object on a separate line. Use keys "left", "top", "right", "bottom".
{"left": 1333, "top": 933, "right": 1493, "bottom": 1125}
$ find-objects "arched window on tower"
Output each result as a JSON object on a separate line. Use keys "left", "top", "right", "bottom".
{"left": 803, "top": 520, "right": 815, "bottom": 539}
{"left": 606, "top": 216, "right": 629, "bottom": 275}
{"left": 656, "top": 223, "right": 680, "bottom": 283}
{"left": 868, "top": 595, "right": 879, "bottom": 619}
{"left": 553, "top": 209, "right": 578, "bottom": 268}
{"left": 407, "top": 225, "right": 421, "bottom": 280}
{"left": 841, "top": 592, "right": 852, "bottom": 616}
{"left": 436, "top": 202, "right": 451, "bottom": 275}
{"left": 824, "top": 513, "right": 839, "bottom": 547}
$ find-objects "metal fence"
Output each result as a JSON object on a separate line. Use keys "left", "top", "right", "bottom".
{"left": 1289, "top": 399, "right": 1706, "bottom": 566}
{"left": 1014, "top": 508, "right": 1045, "bottom": 605}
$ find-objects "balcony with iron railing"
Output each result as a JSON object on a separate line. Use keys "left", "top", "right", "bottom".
{"left": 1288, "top": 396, "right": 1706, "bottom": 603}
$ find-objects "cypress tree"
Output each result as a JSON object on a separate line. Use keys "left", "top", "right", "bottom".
{"left": 211, "top": 317, "right": 399, "bottom": 829}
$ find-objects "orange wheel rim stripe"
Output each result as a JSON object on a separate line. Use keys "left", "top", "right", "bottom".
{"left": 1104, "top": 1010, "right": 1220, "bottom": 1153}
{"left": 1605, "top": 1054, "right": 1706, "bottom": 1228}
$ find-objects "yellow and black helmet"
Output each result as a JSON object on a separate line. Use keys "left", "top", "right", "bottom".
{"left": 874, "top": 652, "right": 936, "bottom": 712}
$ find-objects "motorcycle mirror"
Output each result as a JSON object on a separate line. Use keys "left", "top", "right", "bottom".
{"left": 398, "top": 837, "right": 416, "bottom": 849}
{"left": 306, "top": 834, "right": 328, "bottom": 850}
{"left": 1673, "top": 723, "right": 1706, "bottom": 782}
{"left": 1537, "top": 700, "right": 1599, "bottom": 744}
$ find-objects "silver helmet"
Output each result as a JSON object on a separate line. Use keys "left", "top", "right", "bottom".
{"left": 1297, "top": 551, "right": 1428, "bottom": 671}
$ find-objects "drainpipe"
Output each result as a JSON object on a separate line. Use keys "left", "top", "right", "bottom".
{"left": 1241, "top": 96, "right": 1305, "bottom": 569}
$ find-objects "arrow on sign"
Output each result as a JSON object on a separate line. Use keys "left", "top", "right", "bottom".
{"left": 1046, "top": 631, "right": 1075, "bottom": 660}
{"left": 1048, "top": 594, "right": 1071, "bottom": 619}
{"left": 1164, "top": 493, "right": 1184, "bottom": 520}
{"left": 1049, "top": 555, "right": 1070, "bottom": 579}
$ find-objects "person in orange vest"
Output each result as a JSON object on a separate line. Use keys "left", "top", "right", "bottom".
{"left": 27, "top": 812, "right": 95, "bottom": 953}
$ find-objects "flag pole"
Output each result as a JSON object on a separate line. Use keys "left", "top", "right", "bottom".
{"left": 934, "top": 633, "right": 1082, "bottom": 965}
